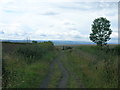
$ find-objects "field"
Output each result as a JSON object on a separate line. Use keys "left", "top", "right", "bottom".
{"left": 2, "top": 42, "right": 119, "bottom": 88}
{"left": 59, "top": 45, "right": 119, "bottom": 88}
{"left": 2, "top": 41, "right": 57, "bottom": 88}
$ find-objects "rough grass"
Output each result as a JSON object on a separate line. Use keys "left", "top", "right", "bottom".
{"left": 60, "top": 45, "right": 118, "bottom": 88}
{"left": 2, "top": 42, "right": 119, "bottom": 88}
{"left": 2, "top": 42, "right": 57, "bottom": 88}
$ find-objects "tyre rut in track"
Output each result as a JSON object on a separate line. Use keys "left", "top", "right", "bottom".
{"left": 40, "top": 51, "right": 69, "bottom": 88}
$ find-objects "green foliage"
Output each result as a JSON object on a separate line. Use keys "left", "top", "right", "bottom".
{"left": 102, "top": 45, "right": 120, "bottom": 55}
{"left": 32, "top": 40, "right": 37, "bottom": 43}
{"left": 2, "top": 41, "right": 11, "bottom": 43}
{"left": 113, "top": 45, "right": 120, "bottom": 55}
{"left": 60, "top": 45, "right": 118, "bottom": 88}
{"left": 2, "top": 41, "right": 56, "bottom": 88}
{"left": 90, "top": 17, "right": 112, "bottom": 46}
{"left": 15, "top": 41, "right": 54, "bottom": 64}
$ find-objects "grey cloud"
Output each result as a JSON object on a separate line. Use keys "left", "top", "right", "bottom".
{"left": 40, "top": 34, "right": 47, "bottom": 37}
{"left": 4, "top": 10, "right": 16, "bottom": 13}
{"left": 56, "top": 2, "right": 117, "bottom": 11}
{"left": 105, "top": 12, "right": 117, "bottom": 17}
{"left": 0, "top": 31, "right": 4, "bottom": 34}
{"left": 74, "top": 35, "right": 81, "bottom": 39}
{"left": 68, "top": 27, "right": 77, "bottom": 30}
{"left": 64, "top": 22, "right": 75, "bottom": 25}
{"left": 49, "top": 25, "right": 54, "bottom": 27}
{"left": 110, "top": 37, "right": 118, "bottom": 43}
{"left": 64, "top": 22, "right": 70, "bottom": 25}
{"left": 111, "top": 37, "right": 118, "bottom": 40}
{"left": 119, "top": 1, "right": 120, "bottom": 10}
{"left": 8, "top": 32, "right": 26, "bottom": 36}
{"left": 3, "top": 9, "right": 25, "bottom": 14}
{"left": 41, "top": 12, "right": 60, "bottom": 16}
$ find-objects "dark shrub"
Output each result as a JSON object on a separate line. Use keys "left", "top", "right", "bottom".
{"left": 15, "top": 41, "right": 55, "bottom": 63}
{"left": 32, "top": 40, "right": 37, "bottom": 43}
{"left": 114, "top": 45, "right": 120, "bottom": 55}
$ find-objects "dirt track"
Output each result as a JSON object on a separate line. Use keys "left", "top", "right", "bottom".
{"left": 40, "top": 51, "right": 69, "bottom": 88}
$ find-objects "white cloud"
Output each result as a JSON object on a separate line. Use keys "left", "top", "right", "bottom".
{"left": 111, "top": 32, "right": 118, "bottom": 38}
{"left": 0, "top": 0, "right": 118, "bottom": 43}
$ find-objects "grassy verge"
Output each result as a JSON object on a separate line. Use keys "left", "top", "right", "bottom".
{"left": 60, "top": 50, "right": 82, "bottom": 88}
{"left": 2, "top": 42, "right": 57, "bottom": 88}
{"left": 61, "top": 45, "right": 118, "bottom": 88}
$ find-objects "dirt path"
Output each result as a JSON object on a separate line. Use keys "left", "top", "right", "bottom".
{"left": 39, "top": 56, "right": 56, "bottom": 88}
{"left": 57, "top": 52, "right": 69, "bottom": 88}
{"left": 40, "top": 51, "right": 69, "bottom": 88}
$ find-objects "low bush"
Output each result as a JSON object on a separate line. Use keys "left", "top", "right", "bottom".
{"left": 14, "top": 41, "right": 54, "bottom": 64}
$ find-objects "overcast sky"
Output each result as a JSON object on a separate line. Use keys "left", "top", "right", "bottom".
{"left": 0, "top": 0, "right": 118, "bottom": 43}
